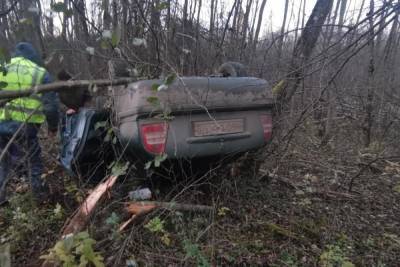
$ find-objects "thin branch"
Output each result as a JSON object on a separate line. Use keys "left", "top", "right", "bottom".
{"left": 0, "top": 0, "right": 18, "bottom": 18}
{"left": 0, "top": 78, "right": 136, "bottom": 100}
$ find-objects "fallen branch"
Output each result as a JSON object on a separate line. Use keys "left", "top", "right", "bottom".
{"left": 119, "top": 214, "right": 140, "bottom": 232}
{"left": 119, "top": 201, "right": 213, "bottom": 232}
{"left": 126, "top": 201, "right": 213, "bottom": 213}
{"left": 61, "top": 175, "right": 118, "bottom": 236}
{"left": 0, "top": 78, "right": 135, "bottom": 100}
{"left": 312, "top": 190, "right": 358, "bottom": 200}
{"left": 259, "top": 169, "right": 298, "bottom": 190}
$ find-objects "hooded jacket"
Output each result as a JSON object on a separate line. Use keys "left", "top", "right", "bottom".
{"left": 11, "top": 42, "right": 59, "bottom": 131}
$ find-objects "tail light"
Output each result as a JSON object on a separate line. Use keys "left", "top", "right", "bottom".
{"left": 140, "top": 122, "right": 169, "bottom": 154}
{"left": 259, "top": 114, "right": 272, "bottom": 142}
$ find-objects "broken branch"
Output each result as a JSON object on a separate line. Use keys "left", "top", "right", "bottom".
{"left": 0, "top": 78, "right": 135, "bottom": 100}
{"left": 119, "top": 201, "right": 214, "bottom": 232}
{"left": 125, "top": 201, "right": 214, "bottom": 214}
{"left": 61, "top": 175, "right": 118, "bottom": 236}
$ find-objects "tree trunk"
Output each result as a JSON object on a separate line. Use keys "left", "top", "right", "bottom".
{"left": 294, "top": 0, "right": 303, "bottom": 44}
{"left": 364, "top": 0, "right": 375, "bottom": 147}
{"left": 194, "top": 0, "right": 202, "bottom": 74}
{"left": 19, "top": 0, "right": 44, "bottom": 56}
{"left": 249, "top": 0, "right": 259, "bottom": 45}
{"left": 325, "top": 0, "right": 341, "bottom": 46}
{"left": 112, "top": 0, "right": 118, "bottom": 30}
{"left": 240, "top": 0, "right": 253, "bottom": 60}
{"left": 209, "top": 0, "right": 215, "bottom": 39}
{"left": 103, "top": 0, "right": 111, "bottom": 30}
{"left": 150, "top": 0, "right": 161, "bottom": 77}
{"left": 253, "top": 0, "right": 267, "bottom": 50}
{"left": 338, "top": 0, "right": 348, "bottom": 33}
{"left": 73, "top": 0, "right": 89, "bottom": 41}
{"left": 302, "top": 0, "right": 307, "bottom": 28}
{"left": 376, "top": 0, "right": 390, "bottom": 52}
{"left": 278, "top": 0, "right": 334, "bottom": 105}
{"left": 121, "top": 0, "right": 128, "bottom": 44}
{"left": 277, "top": 0, "right": 290, "bottom": 66}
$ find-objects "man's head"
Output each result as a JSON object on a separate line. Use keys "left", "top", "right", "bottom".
{"left": 13, "top": 42, "right": 41, "bottom": 65}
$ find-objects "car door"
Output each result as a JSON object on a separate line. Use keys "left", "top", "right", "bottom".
{"left": 60, "top": 108, "right": 112, "bottom": 181}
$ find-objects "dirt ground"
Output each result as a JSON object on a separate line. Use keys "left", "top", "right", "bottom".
{"left": 1, "top": 121, "right": 400, "bottom": 267}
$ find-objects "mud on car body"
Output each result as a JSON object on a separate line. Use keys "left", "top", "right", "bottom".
{"left": 60, "top": 72, "right": 274, "bottom": 178}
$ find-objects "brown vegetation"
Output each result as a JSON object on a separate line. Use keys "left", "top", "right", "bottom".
{"left": 1, "top": 0, "right": 400, "bottom": 266}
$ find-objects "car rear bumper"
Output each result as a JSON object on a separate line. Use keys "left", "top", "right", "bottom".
{"left": 118, "top": 110, "right": 271, "bottom": 159}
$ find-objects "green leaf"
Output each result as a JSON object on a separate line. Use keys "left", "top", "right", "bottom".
{"left": 272, "top": 80, "right": 286, "bottom": 96}
{"left": 53, "top": 203, "right": 64, "bottom": 219}
{"left": 111, "top": 26, "right": 121, "bottom": 47}
{"left": 147, "top": 96, "right": 160, "bottom": 106}
{"left": 144, "top": 217, "right": 164, "bottom": 233}
{"left": 164, "top": 73, "right": 176, "bottom": 85}
{"left": 51, "top": 2, "right": 68, "bottom": 12}
{"left": 0, "top": 81, "right": 7, "bottom": 89}
{"left": 64, "top": 9, "right": 74, "bottom": 18}
{"left": 100, "top": 39, "right": 109, "bottom": 50}
{"left": 94, "top": 121, "right": 108, "bottom": 130}
{"left": 144, "top": 161, "right": 152, "bottom": 170}
{"left": 104, "top": 128, "right": 113, "bottom": 142}
{"left": 154, "top": 153, "right": 167, "bottom": 167}
{"left": 156, "top": 1, "right": 170, "bottom": 10}
{"left": 105, "top": 212, "right": 120, "bottom": 226}
{"left": 63, "top": 234, "right": 75, "bottom": 251}
{"left": 111, "top": 162, "right": 129, "bottom": 176}
{"left": 151, "top": 83, "right": 160, "bottom": 92}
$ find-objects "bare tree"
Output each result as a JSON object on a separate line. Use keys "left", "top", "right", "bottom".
{"left": 252, "top": 0, "right": 267, "bottom": 51}
{"left": 364, "top": 0, "right": 376, "bottom": 147}
{"left": 277, "top": 0, "right": 290, "bottom": 66}
{"left": 278, "top": 0, "right": 334, "bottom": 105}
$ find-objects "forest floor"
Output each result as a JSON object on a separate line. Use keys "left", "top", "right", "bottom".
{"left": 1, "top": 121, "right": 400, "bottom": 267}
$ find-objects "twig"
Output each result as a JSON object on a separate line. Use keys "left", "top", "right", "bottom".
{"left": 313, "top": 190, "right": 358, "bottom": 200}
{"left": 259, "top": 169, "right": 298, "bottom": 189}
{"left": 0, "top": 0, "right": 18, "bottom": 18}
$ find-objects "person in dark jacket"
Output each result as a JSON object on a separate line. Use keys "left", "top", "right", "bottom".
{"left": 0, "top": 42, "right": 59, "bottom": 204}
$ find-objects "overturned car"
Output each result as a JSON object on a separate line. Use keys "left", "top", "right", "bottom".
{"left": 60, "top": 69, "right": 274, "bottom": 178}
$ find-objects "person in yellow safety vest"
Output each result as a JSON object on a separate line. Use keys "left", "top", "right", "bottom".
{"left": 0, "top": 42, "right": 59, "bottom": 204}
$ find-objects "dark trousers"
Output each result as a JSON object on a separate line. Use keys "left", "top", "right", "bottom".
{"left": 0, "top": 121, "right": 44, "bottom": 196}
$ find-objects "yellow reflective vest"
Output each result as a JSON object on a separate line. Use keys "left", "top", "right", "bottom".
{"left": 0, "top": 57, "right": 46, "bottom": 124}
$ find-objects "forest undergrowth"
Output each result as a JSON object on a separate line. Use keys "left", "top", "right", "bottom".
{"left": 1, "top": 116, "right": 400, "bottom": 267}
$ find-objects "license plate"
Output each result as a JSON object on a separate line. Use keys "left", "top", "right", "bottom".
{"left": 193, "top": 119, "right": 244, "bottom": 137}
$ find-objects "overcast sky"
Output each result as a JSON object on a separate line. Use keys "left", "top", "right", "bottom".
{"left": 212, "top": 0, "right": 371, "bottom": 32}
{"left": 43, "top": 0, "right": 375, "bottom": 35}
